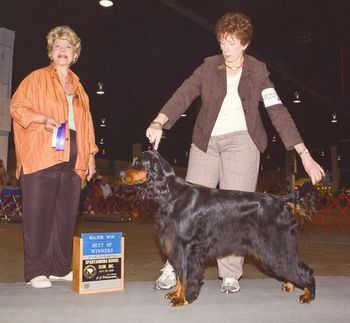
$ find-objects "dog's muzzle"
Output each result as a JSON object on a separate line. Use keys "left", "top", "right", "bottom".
{"left": 120, "top": 169, "right": 147, "bottom": 185}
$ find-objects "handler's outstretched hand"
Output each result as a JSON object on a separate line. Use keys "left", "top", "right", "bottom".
{"left": 300, "top": 153, "right": 325, "bottom": 185}
{"left": 146, "top": 123, "right": 163, "bottom": 150}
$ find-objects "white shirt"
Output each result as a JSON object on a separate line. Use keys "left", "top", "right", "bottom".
{"left": 211, "top": 70, "right": 247, "bottom": 136}
{"left": 66, "top": 94, "right": 76, "bottom": 130}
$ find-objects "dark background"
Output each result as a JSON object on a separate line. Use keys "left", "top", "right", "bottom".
{"left": 1, "top": 0, "right": 349, "bottom": 184}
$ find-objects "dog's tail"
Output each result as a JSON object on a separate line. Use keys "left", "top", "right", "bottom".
{"left": 281, "top": 175, "right": 331, "bottom": 222}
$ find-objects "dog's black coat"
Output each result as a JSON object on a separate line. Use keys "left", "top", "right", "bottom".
{"left": 121, "top": 150, "right": 317, "bottom": 304}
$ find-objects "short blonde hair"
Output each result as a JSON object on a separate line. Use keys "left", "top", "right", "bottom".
{"left": 215, "top": 12, "right": 253, "bottom": 46}
{"left": 46, "top": 26, "right": 81, "bottom": 62}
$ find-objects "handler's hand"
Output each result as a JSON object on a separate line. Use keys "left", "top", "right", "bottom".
{"left": 85, "top": 154, "right": 96, "bottom": 182}
{"left": 146, "top": 124, "right": 163, "bottom": 150}
{"left": 300, "top": 154, "right": 325, "bottom": 185}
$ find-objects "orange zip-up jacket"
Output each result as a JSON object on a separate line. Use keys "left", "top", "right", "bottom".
{"left": 10, "top": 64, "right": 98, "bottom": 180}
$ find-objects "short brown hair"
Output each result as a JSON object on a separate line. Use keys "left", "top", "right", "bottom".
{"left": 46, "top": 26, "right": 81, "bottom": 62}
{"left": 215, "top": 12, "right": 253, "bottom": 46}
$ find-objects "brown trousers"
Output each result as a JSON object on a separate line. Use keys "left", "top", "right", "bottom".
{"left": 21, "top": 131, "right": 82, "bottom": 282}
{"left": 186, "top": 131, "right": 260, "bottom": 280}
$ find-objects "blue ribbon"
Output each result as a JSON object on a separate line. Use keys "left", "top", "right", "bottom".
{"left": 54, "top": 123, "right": 66, "bottom": 151}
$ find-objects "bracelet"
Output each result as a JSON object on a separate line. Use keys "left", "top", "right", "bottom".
{"left": 150, "top": 121, "right": 163, "bottom": 128}
{"left": 298, "top": 148, "right": 309, "bottom": 156}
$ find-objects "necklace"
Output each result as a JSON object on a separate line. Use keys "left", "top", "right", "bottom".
{"left": 225, "top": 58, "right": 244, "bottom": 70}
{"left": 57, "top": 74, "right": 72, "bottom": 95}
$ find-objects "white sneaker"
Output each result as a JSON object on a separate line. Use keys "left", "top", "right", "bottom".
{"left": 154, "top": 261, "right": 176, "bottom": 290}
{"left": 221, "top": 277, "right": 240, "bottom": 293}
{"left": 49, "top": 271, "right": 73, "bottom": 282}
{"left": 27, "top": 276, "right": 52, "bottom": 289}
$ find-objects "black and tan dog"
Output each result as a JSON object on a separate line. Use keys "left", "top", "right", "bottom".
{"left": 120, "top": 150, "right": 320, "bottom": 306}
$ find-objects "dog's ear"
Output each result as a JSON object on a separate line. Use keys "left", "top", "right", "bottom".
{"left": 137, "top": 150, "right": 171, "bottom": 205}
{"left": 152, "top": 151, "right": 175, "bottom": 178}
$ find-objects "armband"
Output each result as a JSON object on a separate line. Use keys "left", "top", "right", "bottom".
{"left": 262, "top": 88, "right": 282, "bottom": 108}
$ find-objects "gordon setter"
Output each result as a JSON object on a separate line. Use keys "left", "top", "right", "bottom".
{"left": 120, "top": 150, "right": 320, "bottom": 306}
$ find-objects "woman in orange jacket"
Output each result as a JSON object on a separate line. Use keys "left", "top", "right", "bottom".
{"left": 10, "top": 26, "right": 98, "bottom": 288}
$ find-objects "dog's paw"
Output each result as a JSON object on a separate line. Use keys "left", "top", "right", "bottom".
{"left": 298, "top": 295, "right": 312, "bottom": 304}
{"left": 282, "top": 282, "right": 295, "bottom": 292}
{"left": 297, "top": 288, "right": 312, "bottom": 304}
{"left": 165, "top": 291, "right": 177, "bottom": 300}
{"left": 168, "top": 297, "right": 189, "bottom": 307}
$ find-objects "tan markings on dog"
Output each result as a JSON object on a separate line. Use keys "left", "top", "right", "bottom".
{"left": 122, "top": 170, "right": 147, "bottom": 185}
{"left": 252, "top": 252, "right": 263, "bottom": 262}
{"left": 166, "top": 276, "right": 188, "bottom": 307}
{"left": 178, "top": 282, "right": 188, "bottom": 306}
{"left": 287, "top": 202, "right": 306, "bottom": 227}
{"left": 298, "top": 287, "right": 312, "bottom": 304}
{"left": 166, "top": 276, "right": 181, "bottom": 300}
{"left": 282, "top": 282, "right": 295, "bottom": 292}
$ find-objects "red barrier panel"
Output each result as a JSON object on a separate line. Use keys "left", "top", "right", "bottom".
{"left": 309, "top": 192, "right": 350, "bottom": 231}
{"left": 81, "top": 195, "right": 133, "bottom": 217}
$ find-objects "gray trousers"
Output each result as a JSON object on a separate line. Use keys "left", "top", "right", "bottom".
{"left": 21, "top": 131, "right": 81, "bottom": 282}
{"left": 186, "top": 131, "right": 260, "bottom": 280}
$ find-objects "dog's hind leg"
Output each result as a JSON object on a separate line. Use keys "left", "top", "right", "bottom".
{"left": 258, "top": 224, "right": 316, "bottom": 304}
{"left": 278, "top": 259, "right": 315, "bottom": 304}
{"left": 293, "top": 260, "right": 316, "bottom": 304}
{"left": 260, "top": 249, "right": 316, "bottom": 304}
{"left": 280, "top": 238, "right": 316, "bottom": 303}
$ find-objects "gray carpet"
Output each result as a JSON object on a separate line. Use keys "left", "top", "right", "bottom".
{"left": 1, "top": 277, "right": 349, "bottom": 323}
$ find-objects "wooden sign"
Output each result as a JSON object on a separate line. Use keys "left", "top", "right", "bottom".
{"left": 73, "top": 232, "right": 124, "bottom": 294}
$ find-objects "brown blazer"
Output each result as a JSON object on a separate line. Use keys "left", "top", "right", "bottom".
{"left": 10, "top": 65, "right": 98, "bottom": 180}
{"left": 160, "top": 54, "right": 303, "bottom": 153}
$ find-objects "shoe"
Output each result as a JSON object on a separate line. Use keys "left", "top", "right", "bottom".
{"left": 221, "top": 277, "right": 240, "bottom": 293}
{"left": 27, "top": 276, "right": 52, "bottom": 288}
{"left": 49, "top": 271, "right": 73, "bottom": 282}
{"left": 154, "top": 261, "right": 176, "bottom": 290}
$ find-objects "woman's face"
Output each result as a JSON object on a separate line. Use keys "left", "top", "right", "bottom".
{"left": 51, "top": 38, "right": 77, "bottom": 67}
{"left": 219, "top": 34, "right": 248, "bottom": 64}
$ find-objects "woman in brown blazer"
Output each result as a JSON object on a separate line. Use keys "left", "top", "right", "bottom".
{"left": 146, "top": 12, "right": 324, "bottom": 294}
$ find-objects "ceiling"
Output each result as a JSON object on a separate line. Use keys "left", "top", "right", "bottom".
{"left": 1, "top": 0, "right": 350, "bottom": 173}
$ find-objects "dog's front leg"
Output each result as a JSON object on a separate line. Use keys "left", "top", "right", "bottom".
{"left": 166, "top": 276, "right": 188, "bottom": 306}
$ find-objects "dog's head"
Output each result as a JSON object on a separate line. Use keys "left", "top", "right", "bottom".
{"left": 119, "top": 150, "right": 174, "bottom": 203}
